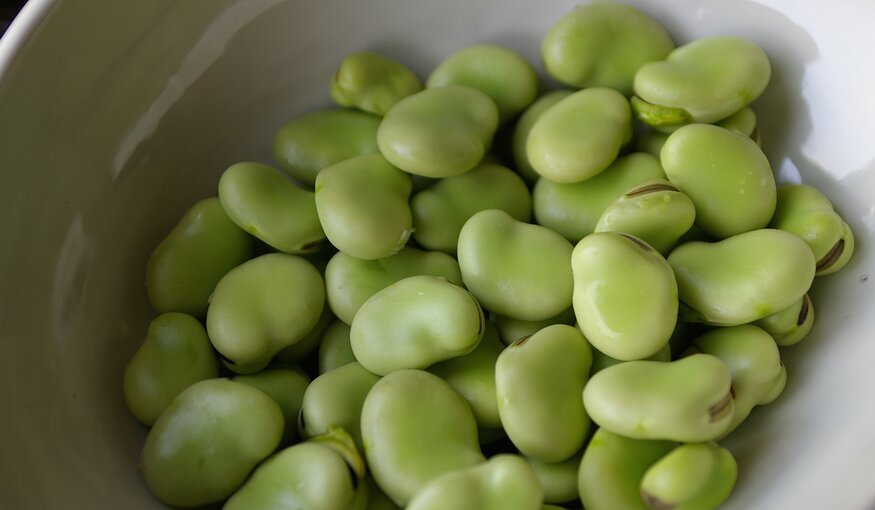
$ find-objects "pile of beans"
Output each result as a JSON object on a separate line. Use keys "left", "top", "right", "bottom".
{"left": 123, "top": 2, "right": 855, "bottom": 509}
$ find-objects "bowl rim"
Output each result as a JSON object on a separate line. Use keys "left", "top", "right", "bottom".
{"left": 0, "top": 0, "right": 57, "bottom": 84}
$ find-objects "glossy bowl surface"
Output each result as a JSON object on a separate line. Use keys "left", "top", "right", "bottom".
{"left": 1, "top": 1, "right": 874, "bottom": 508}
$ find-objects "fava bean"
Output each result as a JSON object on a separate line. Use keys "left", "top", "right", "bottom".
{"left": 572, "top": 232, "right": 677, "bottom": 360}
{"left": 691, "top": 325, "right": 784, "bottom": 435}
{"left": 578, "top": 428, "right": 676, "bottom": 510}
{"left": 206, "top": 253, "right": 325, "bottom": 374}
{"left": 411, "top": 162, "right": 532, "bottom": 254}
{"left": 218, "top": 162, "right": 324, "bottom": 254}
{"left": 351, "top": 275, "right": 484, "bottom": 375}
{"left": 458, "top": 209, "right": 573, "bottom": 321}
{"left": 640, "top": 442, "right": 737, "bottom": 510}
{"left": 512, "top": 91, "right": 573, "bottom": 184}
{"left": 770, "top": 184, "right": 855, "bottom": 275}
{"left": 377, "top": 85, "right": 499, "bottom": 178}
{"left": 360, "top": 370, "right": 484, "bottom": 505}
{"left": 146, "top": 198, "right": 251, "bottom": 317}
{"left": 123, "top": 313, "right": 218, "bottom": 426}
{"left": 427, "top": 44, "right": 538, "bottom": 123}
{"left": 496, "top": 325, "right": 592, "bottom": 463}
{"left": 633, "top": 36, "right": 770, "bottom": 126}
{"left": 332, "top": 52, "right": 422, "bottom": 116}
{"left": 325, "top": 246, "right": 462, "bottom": 324}
{"left": 542, "top": 2, "right": 674, "bottom": 95}
{"left": 493, "top": 307, "right": 576, "bottom": 346}
{"left": 527, "top": 87, "right": 632, "bottom": 183}
{"left": 273, "top": 109, "right": 381, "bottom": 186}
{"left": 317, "top": 320, "right": 355, "bottom": 374}
{"left": 300, "top": 362, "right": 379, "bottom": 451}
{"left": 533, "top": 152, "right": 666, "bottom": 241}
{"left": 755, "top": 294, "right": 814, "bottom": 347}
{"left": 429, "top": 323, "right": 505, "bottom": 429}
{"left": 315, "top": 153, "right": 413, "bottom": 260}
{"left": 527, "top": 450, "right": 582, "bottom": 504}
{"left": 595, "top": 179, "right": 696, "bottom": 255}
{"left": 232, "top": 368, "right": 310, "bottom": 445}
{"left": 668, "top": 229, "right": 815, "bottom": 326}
{"left": 406, "top": 455, "right": 543, "bottom": 510}
{"left": 661, "top": 123, "right": 776, "bottom": 238}
{"left": 582, "top": 354, "right": 734, "bottom": 442}
{"left": 225, "top": 427, "right": 365, "bottom": 510}
{"left": 142, "top": 379, "right": 283, "bottom": 508}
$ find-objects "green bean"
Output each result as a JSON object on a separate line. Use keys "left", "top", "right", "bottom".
{"left": 123, "top": 313, "right": 218, "bottom": 426}
{"left": 146, "top": 198, "right": 251, "bottom": 317}
{"left": 232, "top": 368, "right": 310, "bottom": 445}
{"left": 332, "top": 52, "right": 422, "bottom": 116}
{"left": 273, "top": 108, "right": 380, "bottom": 186}
{"left": 542, "top": 2, "right": 674, "bottom": 95}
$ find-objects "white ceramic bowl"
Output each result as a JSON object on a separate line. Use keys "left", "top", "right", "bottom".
{"left": 1, "top": 0, "right": 874, "bottom": 508}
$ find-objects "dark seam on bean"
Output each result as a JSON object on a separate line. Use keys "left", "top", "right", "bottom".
{"left": 624, "top": 182, "right": 679, "bottom": 197}
{"left": 816, "top": 239, "right": 845, "bottom": 272}
{"left": 512, "top": 335, "right": 532, "bottom": 347}
{"left": 347, "top": 462, "right": 359, "bottom": 490}
{"left": 618, "top": 233, "right": 653, "bottom": 252}
{"left": 300, "top": 237, "right": 327, "bottom": 251}
{"left": 797, "top": 294, "right": 810, "bottom": 326}
{"left": 708, "top": 392, "right": 733, "bottom": 422}
{"left": 641, "top": 489, "right": 676, "bottom": 510}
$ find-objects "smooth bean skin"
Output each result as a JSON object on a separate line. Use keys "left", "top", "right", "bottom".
{"left": 590, "top": 341, "right": 671, "bottom": 375}
{"left": 218, "top": 162, "right": 324, "bottom": 254}
{"left": 640, "top": 442, "right": 737, "bottom": 510}
{"left": 206, "top": 253, "right": 325, "bottom": 374}
{"left": 360, "top": 370, "right": 485, "bottom": 506}
{"left": 123, "top": 313, "right": 218, "bottom": 426}
{"left": 232, "top": 368, "right": 310, "bottom": 444}
{"left": 527, "top": 450, "right": 582, "bottom": 504}
{"left": 636, "top": 130, "right": 669, "bottom": 157}
{"left": 142, "top": 379, "right": 284, "bottom": 508}
{"left": 717, "top": 106, "right": 757, "bottom": 138}
{"left": 770, "top": 184, "right": 855, "bottom": 275}
{"left": 458, "top": 209, "right": 573, "bottom": 321}
{"left": 411, "top": 163, "right": 532, "bottom": 254}
{"left": 146, "top": 198, "right": 252, "bottom": 317}
{"left": 755, "top": 294, "right": 814, "bottom": 347}
{"left": 512, "top": 91, "right": 574, "bottom": 184}
{"left": 276, "top": 304, "right": 334, "bottom": 362}
{"left": 572, "top": 232, "right": 677, "bottom": 360}
{"left": 406, "top": 455, "right": 543, "bottom": 510}
{"left": 668, "top": 229, "right": 816, "bottom": 326}
{"left": 692, "top": 325, "right": 784, "bottom": 435}
{"left": 542, "top": 2, "right": 674, "bottom": 95}
{"left": 493, "top": 307, "right": 576, "bottom": 346}
{"left": 273, "top": 108, "right": 381, "bottom": 186}
{"left": 300, "top": 362, "right": 380, "bottom": 450}
{"left": 325, "top": 246, "right": 462, "bottom": 324}
{"left": 661, "top": 123, "right": 776, "bottom": 238}
{"left": 595, "top": 179, "right": 696, "bottom": 255}
{"left": 377, "top": 85, "right": 499, "bottom": 178}
{"left": 527, "top": 87, "right": 632, "bottom": 183}
{"left": 351, "top": 276, "right": 484, "bottom": 375}
{"left": 429, "top": 323, "right": 504, "bottom": 428}
{"left": 331, "top": 52, "right": 422, "bottom": 116}
{"left": 224, "top": 437, "right": 364, "bottom": 510}
{"left": 315, "top": 154, "right": 413, "bottom": 260}
{"left": 496, "top": 325, "right": 592, "bottom": 463}
{"left": 533, "top": 152, "right": 666, "bottom": 241}
{"left": 427, "top": 44, "right": 538, "bottom": 123}
{"left": 578, "top": 428, "right": 676, "bottom": 510}
{"left": 633, "top": 36, "right": 770, "bottom": 125}
{"left": 317, "top": 320, "right": 355, "bottom": 374}
{"left": 366, "top": 476, "right": 401, "bottom": 510}
{"left": 583, "top": 355, "right": 734, "bottom": 442}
